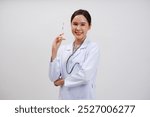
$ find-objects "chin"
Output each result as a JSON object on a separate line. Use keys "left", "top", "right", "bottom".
{"left": 76, "top": 37, "right": 83, "bottom": 40}
{"left": 75, "top": 35, "right": 84, "bottom": 40}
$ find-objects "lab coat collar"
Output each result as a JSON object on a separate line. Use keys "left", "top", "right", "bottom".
{"left": 66, "top": 37, "right": 90, "bottom": 51}
{"left": 65, "top": 37, "right": 90, "bottom": 60}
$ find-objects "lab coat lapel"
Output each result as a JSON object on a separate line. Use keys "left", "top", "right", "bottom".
{"left": 65, "top": 43, "right": 72, "bottom": 55}
{"left": 70, "top": 48, "right": 80, "bottom": 60}
{"left": 70, "top": 38, "right": 89, "bottom": 60}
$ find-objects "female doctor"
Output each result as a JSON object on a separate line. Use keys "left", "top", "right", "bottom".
{"left": 49, "top": 9, "right": 100, "bottom": 100}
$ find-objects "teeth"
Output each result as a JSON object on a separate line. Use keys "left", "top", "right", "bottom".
{"left": 75, "top": 32, "right": 82, "bottom": 35}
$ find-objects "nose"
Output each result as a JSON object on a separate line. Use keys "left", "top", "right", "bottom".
{"left": 76, "top": 25, "right": 81, "bottom": 30}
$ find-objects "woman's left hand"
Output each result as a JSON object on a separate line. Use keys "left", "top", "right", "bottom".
{"left": 54, "top": 79, "right": 64, "bottom": 86}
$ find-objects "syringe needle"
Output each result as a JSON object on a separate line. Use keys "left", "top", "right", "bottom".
{"left": 62, "top": 22, "right": 64, "bottom": 33}
{"left": 60, "top": 22, "right": 65, "bottom": 40}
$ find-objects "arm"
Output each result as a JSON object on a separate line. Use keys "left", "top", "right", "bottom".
{"left": 49, "top": 34, "right": 64, "bottom": 82}
{"left": 49, "top": 57, "right": 61, "bottom": 82}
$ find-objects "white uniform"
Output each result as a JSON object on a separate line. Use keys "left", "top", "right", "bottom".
{"left": 49, "top": 38, "right": 100, "bottom": 100}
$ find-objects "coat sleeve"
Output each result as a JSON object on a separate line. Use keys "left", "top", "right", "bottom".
{"left": 49, "top": 58, "right": 61, "bottom": 82}
{"left": 49, "top": 46, "right": 63, "bottom": 82}
{"left": 64, "top": 43, "right": 100, "bottom": 87}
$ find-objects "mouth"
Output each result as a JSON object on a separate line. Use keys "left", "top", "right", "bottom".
{"left": 75, "top": 31, "right": 83, "bottom": 36}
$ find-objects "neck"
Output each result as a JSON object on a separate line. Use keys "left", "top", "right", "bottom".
{"left": 74, "top": 37, "right": 86, "bottom": 46}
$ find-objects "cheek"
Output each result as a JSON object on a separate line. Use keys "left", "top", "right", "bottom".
{"left": 71, "top": 27, "right": 75, "bottom": 35}
{"left": 71, "top": 27, "right": 74, "bottom": 33}
{"left": 71, "top": 26, "right": 76, "bottom": 34}
{"left": 82, "top": 28, "right": 88, "bottom": 34}
{"left": 71, "top": 25, "right": 75, "bottom": 31}
{"left": 84, "top": 27, "right": 90, "bottom": 33}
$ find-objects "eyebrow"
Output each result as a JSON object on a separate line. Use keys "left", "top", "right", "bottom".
{"left": 72, "top": 21, "right": 87, "bottom": 24}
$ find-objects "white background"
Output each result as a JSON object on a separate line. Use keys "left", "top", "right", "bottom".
{"left": 0, "top": 0, "right": 150, "bottom": 99}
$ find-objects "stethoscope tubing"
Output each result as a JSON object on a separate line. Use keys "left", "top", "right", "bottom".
{"left": 66, "top": 40, "right": 84, "bottom": 74}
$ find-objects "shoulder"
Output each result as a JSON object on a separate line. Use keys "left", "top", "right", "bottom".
{"left": 87, "top": 41, "right": 100, "bottom": 51}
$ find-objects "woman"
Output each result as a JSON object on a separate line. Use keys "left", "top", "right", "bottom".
{"left": 49, "top": 9, "right": 100, "bottom": 99}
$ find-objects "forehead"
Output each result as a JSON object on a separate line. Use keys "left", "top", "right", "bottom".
{"left": 72, "top": 15, "right": 88, "bottom": 23}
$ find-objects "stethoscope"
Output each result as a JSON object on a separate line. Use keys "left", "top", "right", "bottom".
{"left": 66, "top": 40, "right": 84, "bottom": 74}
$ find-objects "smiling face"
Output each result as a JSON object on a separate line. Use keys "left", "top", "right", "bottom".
{"left": 71, "top": 15, "right": 91, "bottom": 41}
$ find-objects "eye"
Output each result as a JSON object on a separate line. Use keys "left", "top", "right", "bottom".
{"left": 81, "top": 23, "right": 86, "bottom": 26}
{"left": 72, "top": 22, "right": 78, "bottom": 26}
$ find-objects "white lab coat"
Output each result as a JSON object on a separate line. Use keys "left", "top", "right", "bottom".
{"left": 49, "top": 38, "right": 100, "bottom": 100}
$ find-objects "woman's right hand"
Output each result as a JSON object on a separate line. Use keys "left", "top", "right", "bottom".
{"left": 51, "top": 33, "right": 65, "bottom": 61}
{"left": 52, "top": 33, "right": 64, "bottom": 50}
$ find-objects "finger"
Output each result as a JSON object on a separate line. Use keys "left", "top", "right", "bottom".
{"left": 59, "top": 33, "right": 64, "bottom": 36}
{"left": 54, "top": 80, "right": 59, "bottom": 86}
{"left": 55, "top": 36, "right": 62, "bottom": 42}
{"left": 57, "top": 36, "right": 65, "bottom": 41}
{"left": 61, "top": 38, "right": 66, "bottom": 40}
{"left": 54, "top": 82, "right": 58, "bottom": 86}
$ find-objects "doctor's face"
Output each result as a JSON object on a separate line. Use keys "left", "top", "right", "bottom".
{"left": 71, "top": 15, "right": 91, "bottom": 41}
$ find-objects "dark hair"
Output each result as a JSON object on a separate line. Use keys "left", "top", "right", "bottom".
{"left": 71, "top": 9, "right": 91, "bottom": 26}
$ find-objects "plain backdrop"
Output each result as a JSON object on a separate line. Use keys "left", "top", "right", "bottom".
{"left": 0, "top": 0, "right": 150, "bottom": 99}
